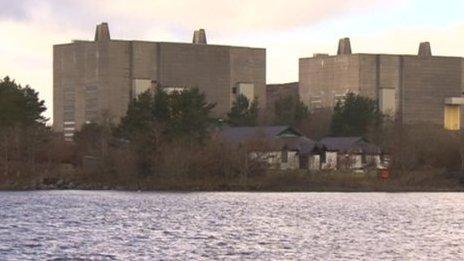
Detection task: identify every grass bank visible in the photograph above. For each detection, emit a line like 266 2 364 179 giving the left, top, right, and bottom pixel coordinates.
2 168 464 192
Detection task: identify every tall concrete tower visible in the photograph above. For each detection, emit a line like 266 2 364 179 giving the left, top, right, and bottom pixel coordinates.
192 29 207 44
418 42 432 57
337 37 352 55
95 22 111 41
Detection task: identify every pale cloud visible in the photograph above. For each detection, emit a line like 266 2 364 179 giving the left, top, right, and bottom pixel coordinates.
351 24 464 57
1 0 404 35
265 23 464 84
89 0 399 33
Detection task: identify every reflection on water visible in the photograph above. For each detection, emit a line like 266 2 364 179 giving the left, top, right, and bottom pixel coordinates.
0 191 463 260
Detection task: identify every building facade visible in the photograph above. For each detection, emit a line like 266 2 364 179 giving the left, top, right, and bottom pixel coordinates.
299 38 464 126
266 82 299 108
217 126 319 171
53 23 266 138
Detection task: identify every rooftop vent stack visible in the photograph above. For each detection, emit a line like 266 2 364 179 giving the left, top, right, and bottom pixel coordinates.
337 37 352 55
95 23 111 41
418 42 432 56
192 29 207 44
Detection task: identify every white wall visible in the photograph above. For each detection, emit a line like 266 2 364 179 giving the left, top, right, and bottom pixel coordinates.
379 88 396 116
280 151 299 170
237 83 255 101
132 79 152 98
249 151 299 170
321 152 337 170
309 155 321 171
365 155 382 169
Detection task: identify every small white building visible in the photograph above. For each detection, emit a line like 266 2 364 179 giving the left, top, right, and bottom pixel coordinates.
218 126 320 171
318 137 383 171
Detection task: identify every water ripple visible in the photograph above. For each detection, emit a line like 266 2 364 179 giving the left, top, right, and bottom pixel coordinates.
0 191 463 260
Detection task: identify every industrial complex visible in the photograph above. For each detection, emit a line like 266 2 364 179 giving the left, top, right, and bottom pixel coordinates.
53 23 266 138
53 23 464 138
299 38 464 128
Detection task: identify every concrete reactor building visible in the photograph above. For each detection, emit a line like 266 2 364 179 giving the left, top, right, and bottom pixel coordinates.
53 23 266 138
299 38 464 129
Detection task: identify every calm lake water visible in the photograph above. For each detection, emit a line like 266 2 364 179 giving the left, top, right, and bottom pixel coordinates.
0 191 463 260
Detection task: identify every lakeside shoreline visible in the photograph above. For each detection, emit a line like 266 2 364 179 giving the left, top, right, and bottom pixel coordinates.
2 188 464 193
2 170 464 192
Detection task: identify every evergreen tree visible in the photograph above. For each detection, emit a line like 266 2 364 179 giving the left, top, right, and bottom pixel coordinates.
117 88 215 142
227 94 259 126
0 76 47 127
274 96 309 126
167 88 216 141
0 76 49 175
152 88 170 122
330 92 382 137
117 91 155 139
116 88 215 176
74 122 107 156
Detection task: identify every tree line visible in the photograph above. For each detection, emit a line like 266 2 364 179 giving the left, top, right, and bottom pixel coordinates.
0 77 51 180
2 76 464 188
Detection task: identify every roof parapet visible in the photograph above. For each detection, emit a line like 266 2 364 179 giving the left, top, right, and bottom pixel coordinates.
418 42 432 57
337 37 352 55
192 29 207 44
313 53 329 58
95 22 111 41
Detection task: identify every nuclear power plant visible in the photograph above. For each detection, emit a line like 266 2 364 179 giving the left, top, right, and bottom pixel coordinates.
53 23 464 139
299 38 464 128
53 23 266 138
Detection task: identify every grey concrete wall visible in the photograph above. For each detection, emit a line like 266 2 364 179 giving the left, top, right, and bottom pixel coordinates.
157 43 265 116
229 47 266 110
53 40 132 132
157 43 231 116
52 46 64 132
102 41 131 122
131 41 159 83
299 55 360 108
266 82 299 108
462 58 464 92
378 55 401 115
54 38 266 132
401 56 462 125
53 41 99 132
358 55 380 99
298 52 464 126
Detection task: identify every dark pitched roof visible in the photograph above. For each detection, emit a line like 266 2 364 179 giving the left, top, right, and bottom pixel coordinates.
218 126 301 142
282 136 318 155
217 126 317 154
318 137 381 154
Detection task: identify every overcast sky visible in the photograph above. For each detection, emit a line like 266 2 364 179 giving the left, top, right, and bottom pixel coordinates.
1 0 464 122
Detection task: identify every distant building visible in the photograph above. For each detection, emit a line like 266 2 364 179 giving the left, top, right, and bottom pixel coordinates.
318 137 383 171
299 38 464 127
53 23 266 139
217 126 320 170
266 82 299 115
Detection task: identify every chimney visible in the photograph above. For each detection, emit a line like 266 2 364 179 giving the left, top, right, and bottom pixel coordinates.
95 22 111 41
192 29 207 44
418 42 432 57
337 37 352 55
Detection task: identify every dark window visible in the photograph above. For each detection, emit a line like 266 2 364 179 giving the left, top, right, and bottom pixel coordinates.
281 150 288 163
232 87 237 94
85 85 99 122
321 151 327 163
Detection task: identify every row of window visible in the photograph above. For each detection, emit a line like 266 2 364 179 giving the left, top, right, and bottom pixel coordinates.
62 85 99 139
